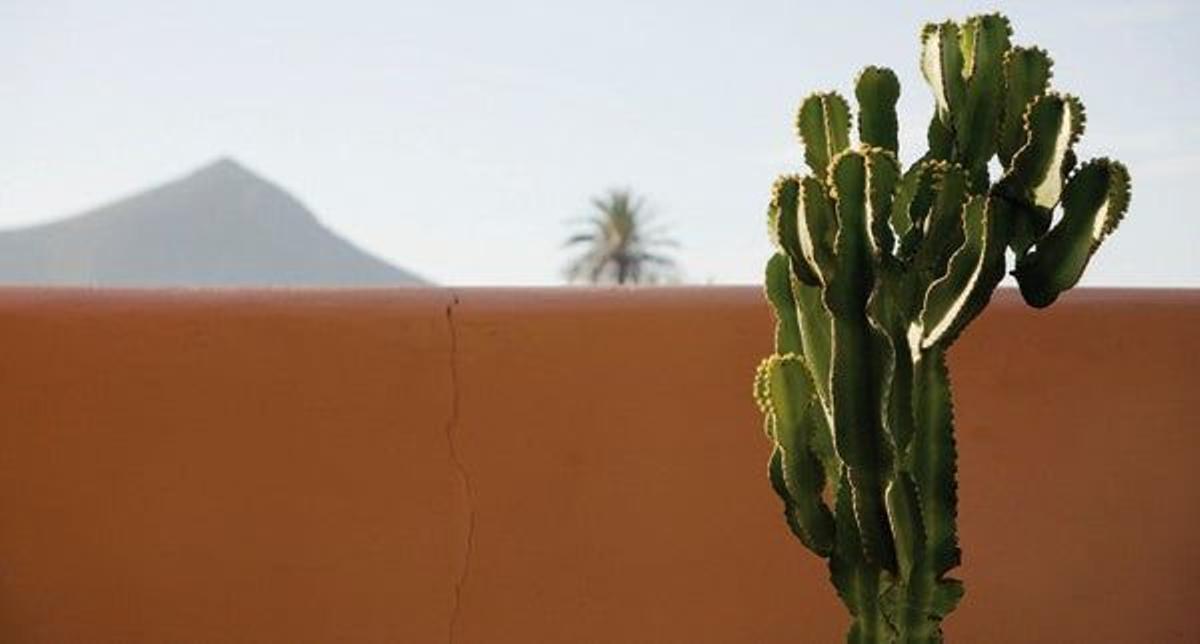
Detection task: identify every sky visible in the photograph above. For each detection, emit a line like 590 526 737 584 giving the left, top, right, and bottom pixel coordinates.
1 0 1196 286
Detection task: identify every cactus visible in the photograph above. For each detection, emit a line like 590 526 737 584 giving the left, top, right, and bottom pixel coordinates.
753 13 1129 642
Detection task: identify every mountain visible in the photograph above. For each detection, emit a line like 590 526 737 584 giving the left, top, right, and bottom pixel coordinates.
0 158 427 286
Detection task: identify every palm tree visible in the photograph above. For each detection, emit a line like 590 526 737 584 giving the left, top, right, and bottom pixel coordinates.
563 189 679 285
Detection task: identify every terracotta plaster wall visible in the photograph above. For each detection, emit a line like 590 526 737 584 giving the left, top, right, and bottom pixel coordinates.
0 287 1196 643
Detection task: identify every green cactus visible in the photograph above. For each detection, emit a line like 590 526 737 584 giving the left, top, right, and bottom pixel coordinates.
753 13 1129 642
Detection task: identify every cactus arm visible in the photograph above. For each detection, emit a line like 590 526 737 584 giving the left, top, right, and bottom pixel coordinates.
864 149 901 261
827 151 898 573
773 176 839 414
920 22 965 129
861 148 912 468
919 196 1010 348
765 235 842 511
856 67 901 155
763 386 811 551
769 446 832 559
954 14 1012 175
760 362 836 555
867 281 915 458
1014 93 1086 210
797 93 853 180
891 161 939 258
997 92 1086 256
770 175 824 286
788 177 841 414
910 163 969 298
764 252 804 353
765 355 837 556
766 447 802 536
799 176 841 282
794 278 835 413
999 47 1053 167
1014 159 1131 307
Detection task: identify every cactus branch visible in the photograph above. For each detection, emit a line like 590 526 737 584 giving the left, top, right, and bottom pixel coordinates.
1014 159 1131 307
856 67 902 155
999 47 1053 167
797 93 853 181
953 14 1011 175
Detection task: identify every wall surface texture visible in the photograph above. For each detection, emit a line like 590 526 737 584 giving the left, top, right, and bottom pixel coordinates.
0 287 1196 643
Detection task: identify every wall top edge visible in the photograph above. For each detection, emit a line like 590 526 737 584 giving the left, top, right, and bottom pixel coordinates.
0 285 1194 313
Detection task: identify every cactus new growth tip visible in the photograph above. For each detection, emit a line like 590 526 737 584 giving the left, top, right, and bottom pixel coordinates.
754 13 1130 642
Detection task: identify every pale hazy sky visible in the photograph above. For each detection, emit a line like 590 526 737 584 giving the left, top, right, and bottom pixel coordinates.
2 1 1196 286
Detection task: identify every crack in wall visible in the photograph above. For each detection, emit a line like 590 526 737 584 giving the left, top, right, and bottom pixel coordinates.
443 291 476 644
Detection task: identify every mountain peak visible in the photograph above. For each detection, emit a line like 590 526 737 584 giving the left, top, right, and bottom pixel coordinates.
0 160 427 287
195 155 250 175
184 156 274 190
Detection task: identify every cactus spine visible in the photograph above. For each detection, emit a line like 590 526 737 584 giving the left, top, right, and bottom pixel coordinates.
754 13 1130 642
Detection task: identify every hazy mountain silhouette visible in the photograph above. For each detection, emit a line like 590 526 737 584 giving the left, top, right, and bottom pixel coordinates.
0 158 426 286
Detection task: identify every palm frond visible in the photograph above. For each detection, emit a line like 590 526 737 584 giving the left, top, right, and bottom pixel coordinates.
562 189 681 285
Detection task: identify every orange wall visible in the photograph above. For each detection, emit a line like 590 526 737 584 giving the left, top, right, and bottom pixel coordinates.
0 287 1196 643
